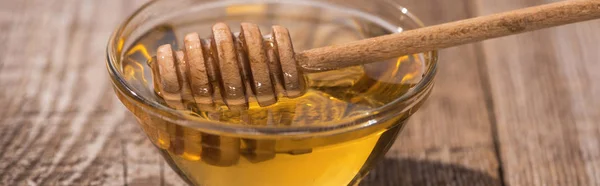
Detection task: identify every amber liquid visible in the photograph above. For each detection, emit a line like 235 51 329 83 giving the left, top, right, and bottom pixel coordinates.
116 2 427 186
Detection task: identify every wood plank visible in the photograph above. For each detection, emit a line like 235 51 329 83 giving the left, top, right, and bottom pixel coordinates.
474 0 600 185
0 0 185 185
0 0 126 184
361 0 502 185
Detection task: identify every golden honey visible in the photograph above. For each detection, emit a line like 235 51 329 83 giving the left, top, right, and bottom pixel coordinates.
114 3 430 185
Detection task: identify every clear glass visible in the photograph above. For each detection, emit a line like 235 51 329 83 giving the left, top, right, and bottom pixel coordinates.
106 0 437 185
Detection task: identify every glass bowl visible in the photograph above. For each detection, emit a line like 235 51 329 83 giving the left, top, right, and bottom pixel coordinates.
106 0 437 185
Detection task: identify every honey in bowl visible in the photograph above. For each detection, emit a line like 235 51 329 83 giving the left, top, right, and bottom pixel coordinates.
112 1 434 185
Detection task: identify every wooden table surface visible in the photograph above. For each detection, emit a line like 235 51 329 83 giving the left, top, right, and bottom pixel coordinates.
1 0 599 185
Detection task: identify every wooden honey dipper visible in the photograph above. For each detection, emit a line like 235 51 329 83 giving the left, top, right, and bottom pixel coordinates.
152 0 600 109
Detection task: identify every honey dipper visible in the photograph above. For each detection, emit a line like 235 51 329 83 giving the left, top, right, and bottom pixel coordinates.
152 0 600 109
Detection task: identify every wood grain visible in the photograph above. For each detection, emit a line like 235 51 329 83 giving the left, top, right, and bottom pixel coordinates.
475 0 600 185
0 0 126 184
361 0 502 185
0 0 182 185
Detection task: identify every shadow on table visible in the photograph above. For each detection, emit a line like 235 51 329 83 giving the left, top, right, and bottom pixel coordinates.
360 158 501 186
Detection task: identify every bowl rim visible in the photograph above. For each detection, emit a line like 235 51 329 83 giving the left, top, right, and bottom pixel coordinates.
106 0 438 137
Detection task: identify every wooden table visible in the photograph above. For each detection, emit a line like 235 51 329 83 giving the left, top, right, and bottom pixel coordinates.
1 0 599 185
